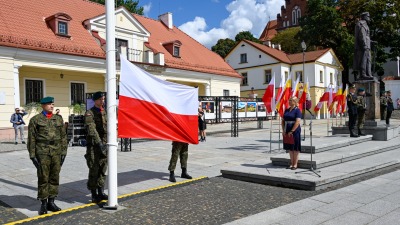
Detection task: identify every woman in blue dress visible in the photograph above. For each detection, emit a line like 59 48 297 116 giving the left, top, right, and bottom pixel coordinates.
281 96 302 170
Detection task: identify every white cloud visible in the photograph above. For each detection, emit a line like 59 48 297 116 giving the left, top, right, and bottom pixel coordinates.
142 2 152 17
178 0 282 48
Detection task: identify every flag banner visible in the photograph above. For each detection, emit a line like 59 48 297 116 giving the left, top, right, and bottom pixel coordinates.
118 57 199 144
262 74 275 113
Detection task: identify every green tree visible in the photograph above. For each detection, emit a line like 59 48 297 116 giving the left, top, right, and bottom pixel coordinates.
89 0 144 15
211 38 236 58
271 27 303 54
234 31 262 43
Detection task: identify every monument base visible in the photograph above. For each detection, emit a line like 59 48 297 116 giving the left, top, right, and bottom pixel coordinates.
332 121 399 141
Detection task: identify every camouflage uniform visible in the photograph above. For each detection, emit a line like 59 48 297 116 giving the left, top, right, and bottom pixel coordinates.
386 95 394 125
28 113 67 200
346 91 359 137
380 95 387 120
356 94 367 129
84 106 107 190
168 141 189 171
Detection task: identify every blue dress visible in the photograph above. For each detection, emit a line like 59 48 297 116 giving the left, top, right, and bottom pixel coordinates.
283 107 302 151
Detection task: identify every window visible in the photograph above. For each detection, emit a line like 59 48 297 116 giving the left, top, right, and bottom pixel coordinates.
285 71 289 81
292 10 297 25
330 73 333 84
173 46 180 57
297 9 301 20
292 6 300 25
223 89 230 96
58 21 68 35
264 69 272 83
295 71 303 82
71 83 85 105
320 71 324 83
242 72 248 86
25 80 43 104
240 53 247 63
116 38 128 60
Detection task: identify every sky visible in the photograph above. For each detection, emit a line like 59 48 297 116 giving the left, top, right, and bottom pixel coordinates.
138 0 283 49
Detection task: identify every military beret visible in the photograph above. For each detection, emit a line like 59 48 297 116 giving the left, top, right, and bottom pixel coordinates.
92 91 104 101
40 96 54 104
358 88 365 92
386 90 391 93
349 84 356 89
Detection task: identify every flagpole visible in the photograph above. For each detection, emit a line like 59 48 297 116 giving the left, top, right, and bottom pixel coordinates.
106 0 118 209
270 115 272 153
278 115 281 151
326 102 329 136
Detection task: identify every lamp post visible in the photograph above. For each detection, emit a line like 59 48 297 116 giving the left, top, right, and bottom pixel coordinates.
301 41 306 129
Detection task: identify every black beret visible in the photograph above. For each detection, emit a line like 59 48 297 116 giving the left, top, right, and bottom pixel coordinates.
92 91 104 101
40 96 54 104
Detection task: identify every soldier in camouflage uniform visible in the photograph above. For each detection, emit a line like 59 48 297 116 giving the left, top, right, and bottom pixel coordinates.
28 96 67 215
386 90 394 126
346 85 359 137
84 91 108 203
380 91 388 120
356 88 367 136
168 141 192 182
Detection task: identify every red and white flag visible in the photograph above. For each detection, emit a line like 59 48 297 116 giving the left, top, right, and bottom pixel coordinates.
262 74 275 113
314 85 332 112
118 57 199 144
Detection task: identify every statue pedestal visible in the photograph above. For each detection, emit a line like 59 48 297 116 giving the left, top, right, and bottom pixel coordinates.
354 78 380 120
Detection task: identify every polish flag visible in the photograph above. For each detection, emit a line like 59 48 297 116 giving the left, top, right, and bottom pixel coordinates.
298 76 309 111
262 74 275 113
276 73 292 117
118 57 199 144
292 75 301 97
314 85 331 112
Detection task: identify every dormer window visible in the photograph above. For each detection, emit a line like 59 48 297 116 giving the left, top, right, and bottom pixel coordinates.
45 13 72 37
162 40 182 58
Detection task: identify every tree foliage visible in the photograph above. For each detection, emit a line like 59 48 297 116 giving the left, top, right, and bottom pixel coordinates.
89 0 144 15
271 27 303 54
234 31 262 43
211 31 260 58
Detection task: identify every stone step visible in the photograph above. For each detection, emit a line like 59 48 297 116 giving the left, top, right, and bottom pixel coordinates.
271 136 400 169
221 148 400 191
332 125 399 141
301 134 372 154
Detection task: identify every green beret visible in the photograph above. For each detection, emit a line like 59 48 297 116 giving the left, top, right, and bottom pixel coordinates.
40 96 54 104
92 91 104 101
358 88 365 92
386 90 391 93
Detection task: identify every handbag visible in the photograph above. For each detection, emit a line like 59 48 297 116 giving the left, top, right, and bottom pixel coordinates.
283 134 294 145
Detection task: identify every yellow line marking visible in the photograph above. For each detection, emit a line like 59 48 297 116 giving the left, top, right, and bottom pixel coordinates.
5 176 208 225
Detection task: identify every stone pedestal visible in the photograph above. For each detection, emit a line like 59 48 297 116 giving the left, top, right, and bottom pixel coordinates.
354 79 380 120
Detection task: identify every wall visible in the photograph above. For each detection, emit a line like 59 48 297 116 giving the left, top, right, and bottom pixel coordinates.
0 57 16 137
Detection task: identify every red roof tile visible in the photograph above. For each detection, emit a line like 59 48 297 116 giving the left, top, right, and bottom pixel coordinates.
259 20 278 41
287 49 331 64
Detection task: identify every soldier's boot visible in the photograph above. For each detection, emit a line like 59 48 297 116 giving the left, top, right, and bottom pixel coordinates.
358 129 366 136
97 187 108 201
38 200 48 215
91 189 101 203
169 171 176 183
47 198 61 212
350 129 359 138
181 168 192 179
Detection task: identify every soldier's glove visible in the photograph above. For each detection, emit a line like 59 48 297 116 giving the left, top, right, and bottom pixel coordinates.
61 155 66 166
98 143 107 155
31 157 40 169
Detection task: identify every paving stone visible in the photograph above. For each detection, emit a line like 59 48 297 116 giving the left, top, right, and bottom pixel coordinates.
320 211 377 225
355 199 400 217
314 199 364 216
367 208 400 225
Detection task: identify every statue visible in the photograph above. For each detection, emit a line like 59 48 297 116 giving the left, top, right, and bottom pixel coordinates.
353 12 373 80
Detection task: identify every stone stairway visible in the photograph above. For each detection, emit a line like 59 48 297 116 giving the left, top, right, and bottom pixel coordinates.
221 134 400 190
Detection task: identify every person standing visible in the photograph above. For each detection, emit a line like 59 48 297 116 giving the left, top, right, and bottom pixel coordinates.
27 96 67 215
84 91 108 203
281 96 302 170
198 107 207 142
346 85 359 137
380 92 388 121
386 90 394 126
356 88 367 136
10 107 28 144
168 141 192 182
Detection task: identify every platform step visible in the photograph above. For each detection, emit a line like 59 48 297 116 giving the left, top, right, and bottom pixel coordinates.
301 134 372 153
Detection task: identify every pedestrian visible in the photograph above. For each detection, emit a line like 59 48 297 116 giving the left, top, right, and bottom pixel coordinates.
27 96 68 215
198 107 207 142
346 84 359 137
282 96 302 170
396 98 400 110
168 141 192 182
356 88 367 136
380 91 387 120
386 90 394 126
84 91 108 203
10 107 28 144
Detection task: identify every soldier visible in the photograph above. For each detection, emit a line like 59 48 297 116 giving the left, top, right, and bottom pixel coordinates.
28 96 67 215
380 91 388 120
386 90 394 126
356 88 367 136
168 141 192 182
84 91 108 203
346 84 359 137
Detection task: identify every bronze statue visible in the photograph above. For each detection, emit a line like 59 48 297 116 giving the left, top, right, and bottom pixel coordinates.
353 12 373 80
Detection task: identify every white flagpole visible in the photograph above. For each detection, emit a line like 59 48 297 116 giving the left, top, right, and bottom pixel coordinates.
106 0 118 208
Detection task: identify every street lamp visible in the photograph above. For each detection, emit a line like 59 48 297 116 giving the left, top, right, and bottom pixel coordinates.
301 40 307 132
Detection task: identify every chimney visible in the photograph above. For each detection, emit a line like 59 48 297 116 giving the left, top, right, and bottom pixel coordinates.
264 40 272 47
277 44 281 51
159 12 173 29
272 44 275 49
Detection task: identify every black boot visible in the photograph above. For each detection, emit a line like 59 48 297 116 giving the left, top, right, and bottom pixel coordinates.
203 136 206 142
169 171 176 182
181 168 192 179
47 198 61 212
350 129 359 138
91 189 101 203
39 199 47 215
358 129 366 136
97 187 108 201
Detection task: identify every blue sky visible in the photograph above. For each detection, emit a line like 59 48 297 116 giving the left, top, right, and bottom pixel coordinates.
139 0 283 48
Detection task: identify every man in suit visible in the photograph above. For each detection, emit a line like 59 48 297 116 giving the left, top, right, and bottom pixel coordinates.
10 107 28 144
